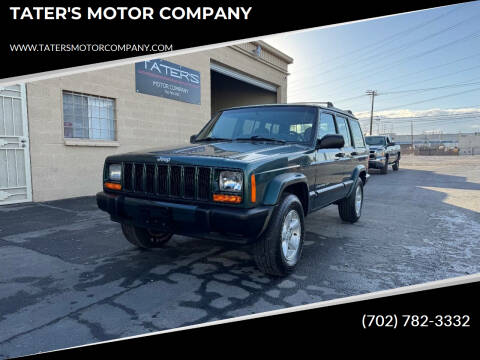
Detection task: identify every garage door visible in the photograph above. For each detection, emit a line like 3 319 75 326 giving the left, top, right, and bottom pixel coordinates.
211 63 278 92
0 84 32 205
210 63 278 115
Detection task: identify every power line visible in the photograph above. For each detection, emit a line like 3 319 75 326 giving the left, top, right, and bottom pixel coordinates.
379 80 480 95
288 29 480 96
331 51 480 104
376 87 480 111
288 3 469 83
377 64 480 93
334 78 480 104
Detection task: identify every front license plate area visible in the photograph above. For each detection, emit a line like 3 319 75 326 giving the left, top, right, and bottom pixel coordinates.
138 205 171 229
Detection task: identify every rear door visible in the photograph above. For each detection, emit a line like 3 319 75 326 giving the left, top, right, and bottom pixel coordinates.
347 117 369 169
313 112 344 209
334 115 355 189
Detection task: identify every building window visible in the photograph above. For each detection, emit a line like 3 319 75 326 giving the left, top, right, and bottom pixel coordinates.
63 91 116 140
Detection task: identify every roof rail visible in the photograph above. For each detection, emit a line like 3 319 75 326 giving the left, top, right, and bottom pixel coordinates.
291 101 334 108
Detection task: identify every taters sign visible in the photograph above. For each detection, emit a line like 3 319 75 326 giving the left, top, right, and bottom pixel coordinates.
135 59 201 104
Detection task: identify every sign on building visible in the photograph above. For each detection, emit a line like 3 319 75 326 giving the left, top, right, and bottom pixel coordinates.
135 59 201 104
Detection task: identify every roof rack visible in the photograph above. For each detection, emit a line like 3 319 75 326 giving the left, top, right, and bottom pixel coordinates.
289 102 357 117
291 101 334 108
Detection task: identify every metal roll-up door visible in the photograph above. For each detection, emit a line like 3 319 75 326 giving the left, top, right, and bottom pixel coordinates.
210 63 277 93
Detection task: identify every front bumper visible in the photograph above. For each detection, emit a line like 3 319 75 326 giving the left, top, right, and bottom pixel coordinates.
96 192 274 244
368 156 386 169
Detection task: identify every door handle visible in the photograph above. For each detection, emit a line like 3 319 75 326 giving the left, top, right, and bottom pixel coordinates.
335 152 345 158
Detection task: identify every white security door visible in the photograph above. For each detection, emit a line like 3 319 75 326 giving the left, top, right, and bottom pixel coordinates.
0 84 32 205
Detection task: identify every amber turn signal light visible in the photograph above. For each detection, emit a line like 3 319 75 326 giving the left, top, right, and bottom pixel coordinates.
213 193 242 203
104 182 122 190
251 174 256 203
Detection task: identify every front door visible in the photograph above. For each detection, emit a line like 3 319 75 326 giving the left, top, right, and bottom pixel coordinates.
0 84 32 205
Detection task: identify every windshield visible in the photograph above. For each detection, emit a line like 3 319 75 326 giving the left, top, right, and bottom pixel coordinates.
196 106 317 144
365 136 386 146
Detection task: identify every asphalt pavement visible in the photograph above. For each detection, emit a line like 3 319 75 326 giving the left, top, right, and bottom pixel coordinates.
0 155 479 358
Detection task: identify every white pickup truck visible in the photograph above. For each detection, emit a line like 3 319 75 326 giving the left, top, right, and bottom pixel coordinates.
365 135 401 174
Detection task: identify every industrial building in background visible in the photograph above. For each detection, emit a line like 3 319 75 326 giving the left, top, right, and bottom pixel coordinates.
0 41 293 205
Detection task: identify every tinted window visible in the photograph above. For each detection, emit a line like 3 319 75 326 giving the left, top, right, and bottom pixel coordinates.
365 136 386 146
317 113 336 139
335 116 352 146
348 118 365 148
196 106 317 144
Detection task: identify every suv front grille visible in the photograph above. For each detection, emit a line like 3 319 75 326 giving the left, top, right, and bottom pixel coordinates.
122 162 212 201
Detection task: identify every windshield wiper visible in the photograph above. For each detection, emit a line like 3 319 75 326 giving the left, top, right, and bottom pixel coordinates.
235 136 286 144
195 137 232 142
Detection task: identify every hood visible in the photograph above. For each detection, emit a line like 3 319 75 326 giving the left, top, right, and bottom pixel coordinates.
112 141 308 163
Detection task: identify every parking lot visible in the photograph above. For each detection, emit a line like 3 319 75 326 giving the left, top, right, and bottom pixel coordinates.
1 155 479 358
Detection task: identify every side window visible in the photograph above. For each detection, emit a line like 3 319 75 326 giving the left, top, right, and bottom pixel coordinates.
348 118 366 148
335 116 352 147
318 113 336 139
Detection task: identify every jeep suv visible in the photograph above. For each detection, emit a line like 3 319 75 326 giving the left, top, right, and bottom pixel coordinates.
97 103 369 276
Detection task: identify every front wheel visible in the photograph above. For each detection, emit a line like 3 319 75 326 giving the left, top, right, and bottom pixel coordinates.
253 193 305 276
121 224 173 249
338 181 364 223
381 156 388 174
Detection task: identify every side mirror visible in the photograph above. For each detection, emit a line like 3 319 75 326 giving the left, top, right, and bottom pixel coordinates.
190 134 197 143
316 134 344 149
388 141 395 146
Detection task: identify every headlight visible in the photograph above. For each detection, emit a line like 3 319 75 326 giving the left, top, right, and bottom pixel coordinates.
108 164 122 181
375 149 384 156
219 171 243 192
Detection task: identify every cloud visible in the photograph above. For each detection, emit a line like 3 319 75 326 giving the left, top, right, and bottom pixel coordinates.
355 107 480 120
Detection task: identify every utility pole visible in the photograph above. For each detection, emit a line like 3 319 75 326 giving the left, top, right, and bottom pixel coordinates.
411 120 414 156
366 90 377 135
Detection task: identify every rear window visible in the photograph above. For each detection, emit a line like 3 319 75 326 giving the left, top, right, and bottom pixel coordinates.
335 116 352 147
348 118 366 148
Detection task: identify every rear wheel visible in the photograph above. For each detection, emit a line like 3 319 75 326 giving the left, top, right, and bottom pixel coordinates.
392 159 399 171
121 224 173 249
338 181 364 223
253 193 305 276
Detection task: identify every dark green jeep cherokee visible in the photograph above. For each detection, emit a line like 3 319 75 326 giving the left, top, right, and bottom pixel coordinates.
97 103 369 276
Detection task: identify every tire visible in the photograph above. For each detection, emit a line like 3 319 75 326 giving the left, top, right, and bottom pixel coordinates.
338 180 364 223
253 193 305 276
381 156 388 174
121 224 173 249
392 159 399 171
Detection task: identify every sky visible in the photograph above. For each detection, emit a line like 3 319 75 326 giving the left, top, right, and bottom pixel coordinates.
266 1 480 135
